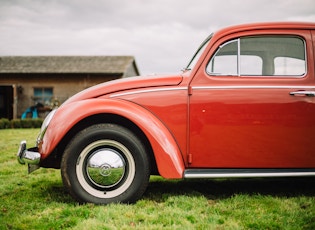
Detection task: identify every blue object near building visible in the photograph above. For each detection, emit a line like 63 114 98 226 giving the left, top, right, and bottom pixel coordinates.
21 103 43 119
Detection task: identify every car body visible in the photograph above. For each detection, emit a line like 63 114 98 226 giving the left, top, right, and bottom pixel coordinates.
17 22 315 204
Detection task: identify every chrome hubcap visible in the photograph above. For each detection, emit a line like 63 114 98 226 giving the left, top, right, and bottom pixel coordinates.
76 139 135 198
87 148 126 188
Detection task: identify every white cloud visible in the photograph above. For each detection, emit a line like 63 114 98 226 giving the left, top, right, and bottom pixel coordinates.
0 0 314 74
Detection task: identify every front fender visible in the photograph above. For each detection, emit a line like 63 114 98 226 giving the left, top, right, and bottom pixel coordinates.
41 98 185 178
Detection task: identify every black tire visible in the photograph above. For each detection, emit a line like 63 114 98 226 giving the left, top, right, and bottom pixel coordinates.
61 123 150 204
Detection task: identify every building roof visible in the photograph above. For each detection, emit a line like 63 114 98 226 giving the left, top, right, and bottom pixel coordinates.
0 56 139 75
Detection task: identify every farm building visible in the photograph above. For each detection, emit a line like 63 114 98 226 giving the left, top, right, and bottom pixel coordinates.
0 56 139 119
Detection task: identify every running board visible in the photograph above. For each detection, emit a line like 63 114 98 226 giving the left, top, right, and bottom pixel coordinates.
184 169 315 178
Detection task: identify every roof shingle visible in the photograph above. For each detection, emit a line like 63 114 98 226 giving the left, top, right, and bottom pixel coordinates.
0 56 138 74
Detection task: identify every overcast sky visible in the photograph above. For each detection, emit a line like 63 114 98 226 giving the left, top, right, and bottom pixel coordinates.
1 0 314 75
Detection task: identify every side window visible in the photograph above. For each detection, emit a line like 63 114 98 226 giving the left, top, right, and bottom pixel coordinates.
207 36 306 77
274 57 305 75
240 55 262 75
208 39 238 75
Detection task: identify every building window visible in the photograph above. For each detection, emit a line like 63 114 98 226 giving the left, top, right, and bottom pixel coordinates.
33 87 53 105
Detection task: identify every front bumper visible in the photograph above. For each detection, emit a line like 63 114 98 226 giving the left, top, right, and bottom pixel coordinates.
17 140 41 173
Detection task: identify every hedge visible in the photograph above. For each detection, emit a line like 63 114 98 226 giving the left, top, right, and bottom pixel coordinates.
0 118 43 129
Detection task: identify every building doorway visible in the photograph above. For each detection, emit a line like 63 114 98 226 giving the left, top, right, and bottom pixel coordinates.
0 86 13 119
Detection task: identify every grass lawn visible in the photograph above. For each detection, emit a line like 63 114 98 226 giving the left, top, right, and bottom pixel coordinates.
1 129 315 229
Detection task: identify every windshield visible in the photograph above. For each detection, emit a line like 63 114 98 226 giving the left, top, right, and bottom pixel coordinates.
185 34 212 70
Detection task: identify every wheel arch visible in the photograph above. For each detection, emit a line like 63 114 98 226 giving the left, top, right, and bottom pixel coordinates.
40 99 185 178
42 113 158 174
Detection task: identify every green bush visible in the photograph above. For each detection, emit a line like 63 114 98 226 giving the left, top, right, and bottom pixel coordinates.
21 119 33 128
0 118 10 129
10 119 22 129
0 118 43 129
31 118 43 128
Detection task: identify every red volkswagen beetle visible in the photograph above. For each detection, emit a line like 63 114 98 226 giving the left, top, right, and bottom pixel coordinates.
17 22 315 204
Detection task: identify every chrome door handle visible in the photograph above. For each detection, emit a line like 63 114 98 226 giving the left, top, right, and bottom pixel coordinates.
289 91 315 97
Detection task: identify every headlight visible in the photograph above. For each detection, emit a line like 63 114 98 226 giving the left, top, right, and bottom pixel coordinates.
36 109 57 145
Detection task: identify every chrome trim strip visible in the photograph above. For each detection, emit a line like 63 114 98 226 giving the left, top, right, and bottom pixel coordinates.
184 172 315 178
110 87 187 98
192 85 315 90
110 85 315 97
237 38 240 76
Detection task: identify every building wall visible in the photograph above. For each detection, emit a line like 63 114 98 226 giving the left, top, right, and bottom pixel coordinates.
0 73 120 119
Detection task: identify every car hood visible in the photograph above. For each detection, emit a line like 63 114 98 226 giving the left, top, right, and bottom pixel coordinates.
62 73 183 106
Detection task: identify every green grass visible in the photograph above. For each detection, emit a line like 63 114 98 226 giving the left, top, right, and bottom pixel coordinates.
1 129 315 229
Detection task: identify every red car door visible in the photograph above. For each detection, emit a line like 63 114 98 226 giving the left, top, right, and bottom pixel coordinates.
189 30 315 168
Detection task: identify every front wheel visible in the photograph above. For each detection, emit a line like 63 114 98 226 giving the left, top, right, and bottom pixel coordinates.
61 123 150 204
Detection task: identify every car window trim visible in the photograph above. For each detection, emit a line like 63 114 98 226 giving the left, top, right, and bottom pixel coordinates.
206 35 308 78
